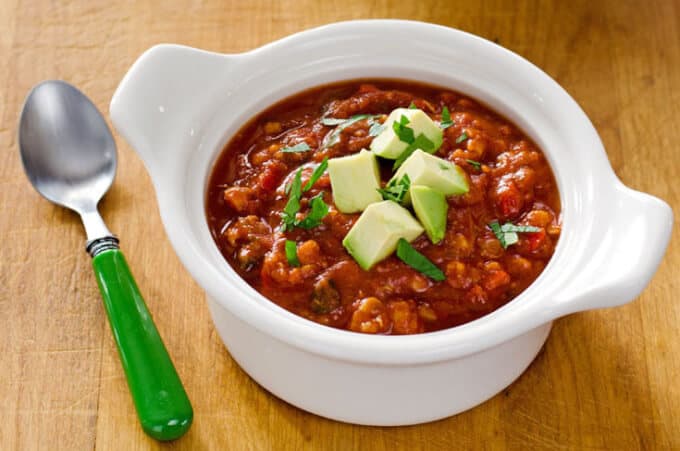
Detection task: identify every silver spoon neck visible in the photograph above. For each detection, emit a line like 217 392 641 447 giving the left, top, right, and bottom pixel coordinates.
79 208 115 245
81 208 119 257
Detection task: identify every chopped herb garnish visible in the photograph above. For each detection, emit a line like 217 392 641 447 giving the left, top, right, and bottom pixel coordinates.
455 132 468 144
439 163 450 171
392 115 415 143
488 220 541 249
377 174 411 204
303 157 328 191
488 220 503 239
280 142 311 153
368 121 385 137
466 159 482 170
281 170 303 230
501 223 542 233
396 238 445 281
285 240 300 267
284 167 301 195
393 133 435 169
321 114 379 149
296 193 329 229
408 101 417 109
390 115 436 169
281 159 330 231
322 114 379 126
320 117 349 126
440 106 453 129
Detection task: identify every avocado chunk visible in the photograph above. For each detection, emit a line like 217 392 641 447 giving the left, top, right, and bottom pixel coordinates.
410 185 448 244
328 149 382 213
391 149 469 204
370 108 443 159
342 200 424 270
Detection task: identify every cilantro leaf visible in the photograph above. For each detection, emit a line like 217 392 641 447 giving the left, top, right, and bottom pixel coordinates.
280 142 311 153
500 223 541 233
466 159 482 170
296 193 329 229
281 159 330 232
393 133 435 169
321 117 349 126
455 132 468 144
440 106 453 129
391 114 438 168
396 238 445 281
321 114 378 149
303 157 328 192
413 133 435 153
285 240 300 267
281 169 303 230
368 121 385 137
489 220 541 249
489 221 505 247
392 115 415 143
282 190 300 222
377 174 411 204
504 231 519 247
408 101 417 109
284 167 302 195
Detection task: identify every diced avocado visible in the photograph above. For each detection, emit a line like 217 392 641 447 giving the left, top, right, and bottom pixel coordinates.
343 200 424 270
410 185 448 244
391 149 469 203
328 149 382 213
370 108 443 159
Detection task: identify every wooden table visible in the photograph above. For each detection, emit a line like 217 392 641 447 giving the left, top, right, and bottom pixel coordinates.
1 1 678 449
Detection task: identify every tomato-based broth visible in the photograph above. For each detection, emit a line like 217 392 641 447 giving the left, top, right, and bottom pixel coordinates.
206 80 561 335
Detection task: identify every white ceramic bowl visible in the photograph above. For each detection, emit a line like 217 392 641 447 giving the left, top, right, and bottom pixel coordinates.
110 20 673 426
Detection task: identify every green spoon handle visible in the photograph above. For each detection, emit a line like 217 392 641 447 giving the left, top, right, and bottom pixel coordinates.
92 248 193 441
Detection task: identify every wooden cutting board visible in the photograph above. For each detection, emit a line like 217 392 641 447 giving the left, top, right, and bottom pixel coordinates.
1 1 678 449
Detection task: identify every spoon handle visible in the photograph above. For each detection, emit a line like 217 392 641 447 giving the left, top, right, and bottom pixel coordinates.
91 248 193 441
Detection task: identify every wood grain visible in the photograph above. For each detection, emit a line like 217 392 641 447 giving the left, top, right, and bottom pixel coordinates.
1 1 678 449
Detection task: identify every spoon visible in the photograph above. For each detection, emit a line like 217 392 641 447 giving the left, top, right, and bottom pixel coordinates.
18 80 193 441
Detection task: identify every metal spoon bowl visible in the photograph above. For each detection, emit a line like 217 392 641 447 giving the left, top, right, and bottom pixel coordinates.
20 80 116 243
19 80 192 441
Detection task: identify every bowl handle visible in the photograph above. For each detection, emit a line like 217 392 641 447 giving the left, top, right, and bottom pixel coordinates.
109 44 234 178
554 181 673 316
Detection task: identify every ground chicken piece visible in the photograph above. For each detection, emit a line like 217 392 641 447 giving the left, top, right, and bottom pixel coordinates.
388 300 424 335
446 260 473 290
223 187 258 214
261 239 322 287
223 216 273 270
297 240 322 266
348 297 391 334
